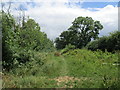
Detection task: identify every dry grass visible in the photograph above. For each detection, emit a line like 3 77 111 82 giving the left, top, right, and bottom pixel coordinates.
50 76 81 88
54 52 61 56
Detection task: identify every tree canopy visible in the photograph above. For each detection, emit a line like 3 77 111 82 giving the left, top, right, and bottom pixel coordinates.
55 16 103 49
86 31 120 52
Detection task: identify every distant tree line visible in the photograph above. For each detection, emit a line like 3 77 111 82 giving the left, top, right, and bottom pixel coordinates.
55 16 120 52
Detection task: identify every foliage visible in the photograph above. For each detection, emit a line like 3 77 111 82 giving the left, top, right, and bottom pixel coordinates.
61 44 75 54
1 9 118 88
3 49 118 88
86 31 120 52
2 11 16 70
2 11 55 70
108 31 120 51
101 75 119 88
55 16 103 49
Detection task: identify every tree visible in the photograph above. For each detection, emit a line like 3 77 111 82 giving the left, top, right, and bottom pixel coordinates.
2 11 16 70
2 11 55 70
86 31 120 52
19 18 54 51
55 16 103 49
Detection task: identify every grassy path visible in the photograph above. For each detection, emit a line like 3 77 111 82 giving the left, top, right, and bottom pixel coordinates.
59 56 68 76
51 56 81 88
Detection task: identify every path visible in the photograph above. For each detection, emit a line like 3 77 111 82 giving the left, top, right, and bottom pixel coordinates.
51 56 80 88
59 56 68 76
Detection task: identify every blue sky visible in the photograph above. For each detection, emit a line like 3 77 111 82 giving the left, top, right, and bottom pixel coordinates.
2 0 118 40
65 2 118 8
81 2 118 8
64 2 118 11
6 1 119 11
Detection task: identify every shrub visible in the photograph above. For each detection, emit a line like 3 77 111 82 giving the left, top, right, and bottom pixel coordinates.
86 40 98 51
2 12 55 71
86 31 120 52
61 44 75 54
101 75 119 88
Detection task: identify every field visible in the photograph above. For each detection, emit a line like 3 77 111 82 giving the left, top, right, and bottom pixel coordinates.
2 49 119 88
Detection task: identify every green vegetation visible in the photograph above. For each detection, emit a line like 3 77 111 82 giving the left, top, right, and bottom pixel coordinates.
1 10 119 88
2 49 119 88
2 11 55 71
55 16 103 49
86 31 120 52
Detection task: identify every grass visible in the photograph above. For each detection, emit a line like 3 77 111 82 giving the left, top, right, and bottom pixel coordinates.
2 49 119 88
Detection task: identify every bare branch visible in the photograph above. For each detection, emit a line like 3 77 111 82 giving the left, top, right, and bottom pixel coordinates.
7 1 12 14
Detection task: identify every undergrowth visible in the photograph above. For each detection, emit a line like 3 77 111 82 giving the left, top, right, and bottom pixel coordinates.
2 49 119 88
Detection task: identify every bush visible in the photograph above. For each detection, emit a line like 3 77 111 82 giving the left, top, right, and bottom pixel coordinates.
86 31 120 52
61 44 75 54
2 12 55 71
108 31 120 51
101 75 119 88
86 40 98 51
10 51 47 76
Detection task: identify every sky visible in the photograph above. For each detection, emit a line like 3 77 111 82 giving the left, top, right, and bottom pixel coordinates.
1 0 119 40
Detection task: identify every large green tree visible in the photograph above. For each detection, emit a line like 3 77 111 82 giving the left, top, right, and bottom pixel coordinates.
55 16 103 49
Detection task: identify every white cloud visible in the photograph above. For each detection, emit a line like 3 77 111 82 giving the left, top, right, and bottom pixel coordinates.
5 1 118 40
1 0 119 2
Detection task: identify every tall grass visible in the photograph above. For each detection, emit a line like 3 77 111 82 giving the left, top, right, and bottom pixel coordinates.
2 49 119 88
